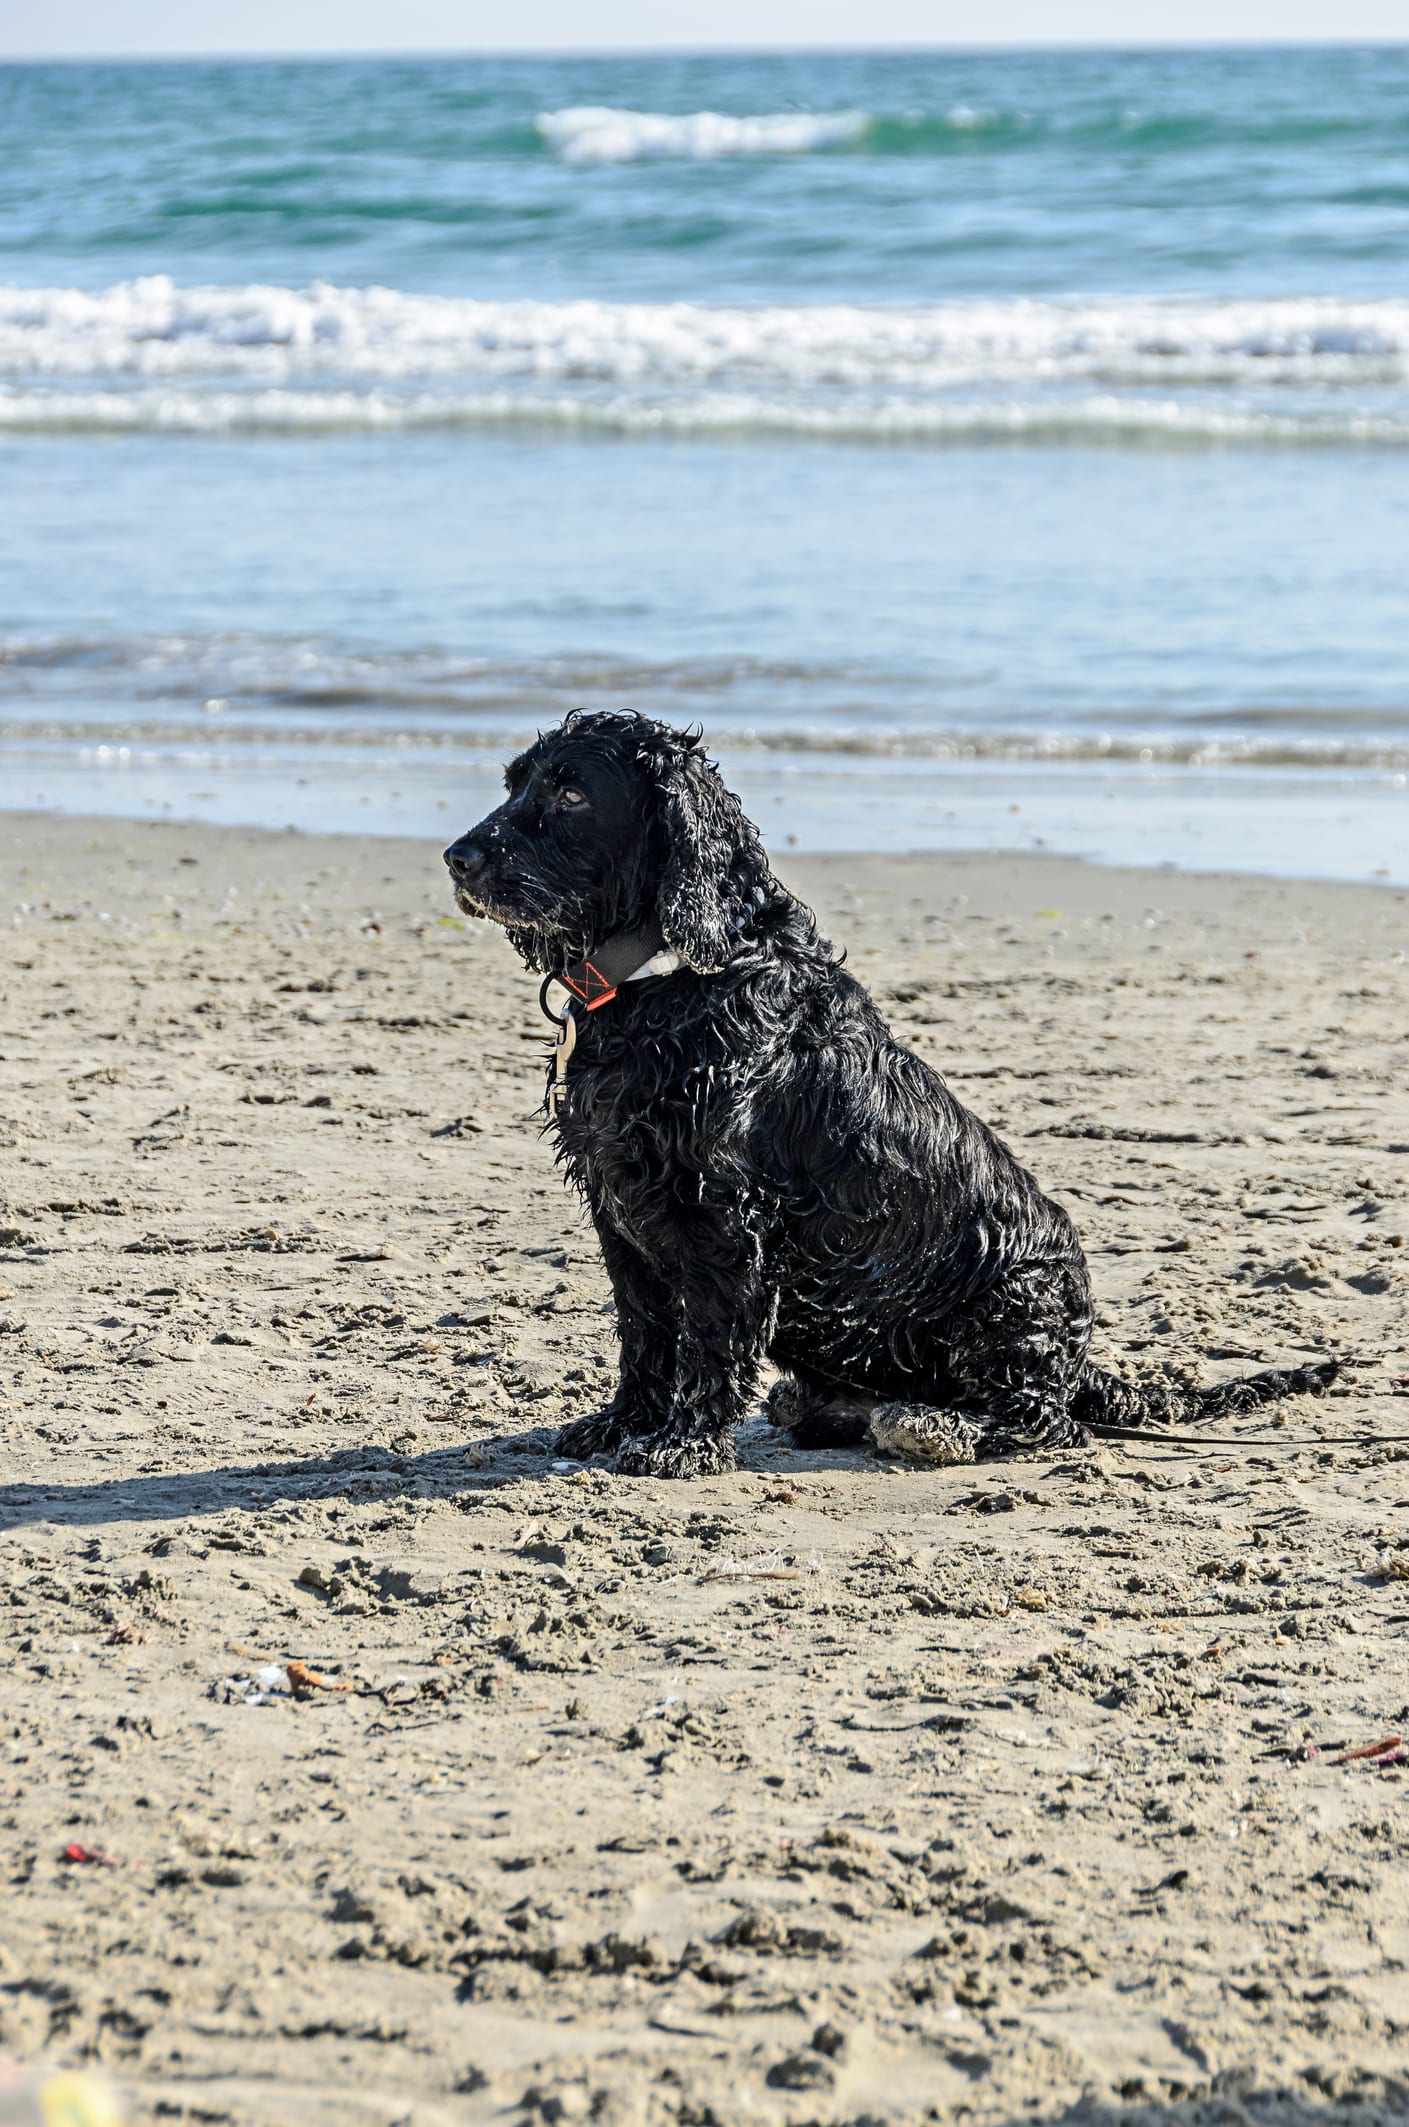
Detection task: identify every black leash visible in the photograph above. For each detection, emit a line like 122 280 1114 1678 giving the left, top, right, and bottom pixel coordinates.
1088 1422 1409 1450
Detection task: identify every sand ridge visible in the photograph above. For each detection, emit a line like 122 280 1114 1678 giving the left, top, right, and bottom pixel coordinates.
1 816 1407 2127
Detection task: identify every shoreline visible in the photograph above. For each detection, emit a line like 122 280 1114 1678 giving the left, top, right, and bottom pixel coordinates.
5 807 1409 933
2 812 1407 2124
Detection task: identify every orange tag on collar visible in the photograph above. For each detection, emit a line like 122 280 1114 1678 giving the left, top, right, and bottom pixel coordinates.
562 958 618 1010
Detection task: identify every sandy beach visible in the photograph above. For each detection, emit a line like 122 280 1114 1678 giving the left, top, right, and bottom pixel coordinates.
2 811 1408 2127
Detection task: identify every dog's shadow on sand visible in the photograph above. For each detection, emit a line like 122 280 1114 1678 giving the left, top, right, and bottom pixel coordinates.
0 1417 869 1532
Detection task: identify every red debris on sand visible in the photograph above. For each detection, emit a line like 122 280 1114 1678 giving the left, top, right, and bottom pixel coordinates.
286 1659 353 1695
1332 1734 1402 1765
61 1843 118 1867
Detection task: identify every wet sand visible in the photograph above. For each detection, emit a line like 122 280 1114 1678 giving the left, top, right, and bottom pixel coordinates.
2 813 1407 2127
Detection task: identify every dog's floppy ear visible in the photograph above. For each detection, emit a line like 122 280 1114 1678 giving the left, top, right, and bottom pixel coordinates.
650 733 772 973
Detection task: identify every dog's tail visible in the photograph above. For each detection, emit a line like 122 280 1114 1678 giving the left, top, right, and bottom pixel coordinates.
1072 1356 1339 1436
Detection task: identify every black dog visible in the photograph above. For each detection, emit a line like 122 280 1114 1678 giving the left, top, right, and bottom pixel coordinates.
445 712 1335 1477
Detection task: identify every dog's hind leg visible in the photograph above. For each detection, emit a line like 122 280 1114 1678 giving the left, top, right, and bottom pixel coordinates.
874 1258 1094 1465
767 1374 878 1449
869 1402 982 1465
771 1374 979 1462
954 1257 1093 1458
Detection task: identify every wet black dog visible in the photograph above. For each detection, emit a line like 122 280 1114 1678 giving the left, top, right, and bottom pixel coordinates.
444 711 1335 1477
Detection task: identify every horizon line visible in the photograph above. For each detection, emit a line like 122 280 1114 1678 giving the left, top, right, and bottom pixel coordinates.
6 35 1409 64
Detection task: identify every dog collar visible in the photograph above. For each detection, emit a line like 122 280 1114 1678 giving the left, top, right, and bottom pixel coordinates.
538 918 681 1123
555 916 682 1012
537 918 682 1117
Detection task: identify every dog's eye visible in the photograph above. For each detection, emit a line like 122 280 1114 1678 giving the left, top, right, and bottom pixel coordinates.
559 787 587 809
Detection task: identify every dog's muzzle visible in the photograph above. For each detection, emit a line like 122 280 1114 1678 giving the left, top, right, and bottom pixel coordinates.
444 835 503 916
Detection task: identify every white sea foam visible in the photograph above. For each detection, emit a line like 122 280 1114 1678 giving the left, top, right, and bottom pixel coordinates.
4 280 1408 394
4 282 1409 445
535 105 868 162
4 384 1409 447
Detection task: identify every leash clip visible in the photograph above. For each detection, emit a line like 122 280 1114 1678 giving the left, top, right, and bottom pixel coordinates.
548 993 577 1117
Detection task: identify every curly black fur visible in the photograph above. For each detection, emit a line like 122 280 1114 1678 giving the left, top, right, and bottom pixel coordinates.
444 712 1337 1478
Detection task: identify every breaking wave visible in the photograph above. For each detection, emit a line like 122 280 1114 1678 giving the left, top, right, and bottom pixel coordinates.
3 386 1408 448
535 105 869 163
4 280 1409 447
5 281 1408 390
529 101 1390 164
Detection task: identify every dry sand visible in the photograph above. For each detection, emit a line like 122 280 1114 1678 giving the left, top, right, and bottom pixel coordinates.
2 813 1408 2127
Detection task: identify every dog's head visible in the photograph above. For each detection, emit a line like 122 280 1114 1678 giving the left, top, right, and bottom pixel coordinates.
444 711 775 973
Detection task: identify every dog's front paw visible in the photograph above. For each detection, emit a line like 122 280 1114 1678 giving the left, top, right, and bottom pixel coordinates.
613 1432 737 1479
555 1407 631 1461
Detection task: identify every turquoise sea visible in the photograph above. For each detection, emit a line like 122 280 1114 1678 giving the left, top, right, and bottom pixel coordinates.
2 48 1408 877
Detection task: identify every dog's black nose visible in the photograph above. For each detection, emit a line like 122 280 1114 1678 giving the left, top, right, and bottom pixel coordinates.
444 836 488 881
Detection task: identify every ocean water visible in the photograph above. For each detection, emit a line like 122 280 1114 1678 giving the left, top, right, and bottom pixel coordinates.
2 48 1408 879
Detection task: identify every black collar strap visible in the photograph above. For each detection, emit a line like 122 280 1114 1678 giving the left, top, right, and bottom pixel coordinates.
558 915 681 1011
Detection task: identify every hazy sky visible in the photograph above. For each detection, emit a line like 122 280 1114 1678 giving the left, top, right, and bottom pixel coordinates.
4 0 1408 60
